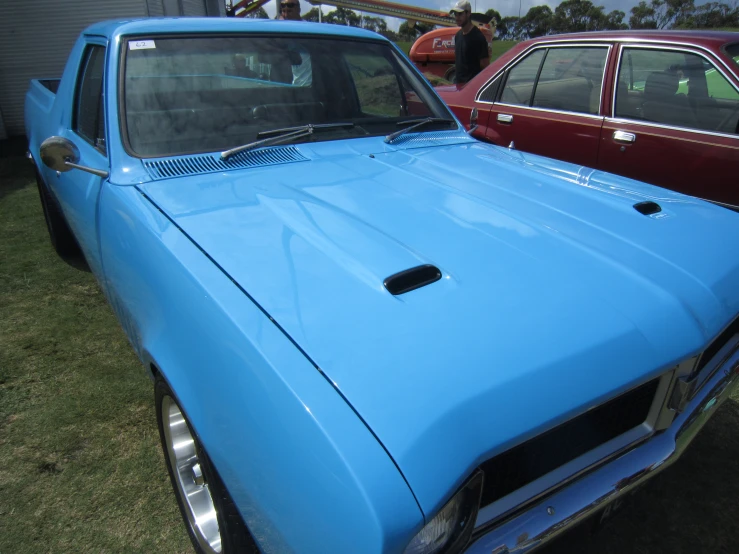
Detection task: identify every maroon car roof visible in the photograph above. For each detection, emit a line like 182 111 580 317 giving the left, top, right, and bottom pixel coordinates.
521 30 739 49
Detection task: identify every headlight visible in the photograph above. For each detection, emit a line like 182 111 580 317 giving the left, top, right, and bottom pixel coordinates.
404 471 483 554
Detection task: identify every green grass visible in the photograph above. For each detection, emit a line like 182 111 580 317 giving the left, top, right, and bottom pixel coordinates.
0 156 190 552
1 152 738 552
395 41 412 55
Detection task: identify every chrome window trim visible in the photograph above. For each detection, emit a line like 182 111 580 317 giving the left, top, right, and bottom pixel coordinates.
473 369 674 530
477 43 611 116
476 36 739 105
611 43 739 126
493 103 606 121
604 116 739 141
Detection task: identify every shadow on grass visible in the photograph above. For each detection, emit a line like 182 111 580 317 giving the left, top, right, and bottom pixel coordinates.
540 397 739 554
0 147 34 203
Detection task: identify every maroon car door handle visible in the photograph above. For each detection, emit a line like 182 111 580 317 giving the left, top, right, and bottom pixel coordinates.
497 113 513 124
613 130 636 144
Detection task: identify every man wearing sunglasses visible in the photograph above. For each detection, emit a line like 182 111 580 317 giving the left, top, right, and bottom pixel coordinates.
278 1 301 20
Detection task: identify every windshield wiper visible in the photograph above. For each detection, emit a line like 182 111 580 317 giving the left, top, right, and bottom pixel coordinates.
221 122 355 160
384 117 456 144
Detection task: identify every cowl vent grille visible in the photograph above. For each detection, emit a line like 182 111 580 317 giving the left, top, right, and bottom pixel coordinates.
143 146 308 180
391 131 474 148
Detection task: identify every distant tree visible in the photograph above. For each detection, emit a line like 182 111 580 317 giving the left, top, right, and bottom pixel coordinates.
519 5 553 38
361 16 388 33
325 7 361 27
629 1 658 28
551 0 614 33
498 16 522 40
244 6 269 19
691 2 739 28
651 0 697 29
302 7 321 22
605 10 628 29
398 20 434 40
485 8 502 26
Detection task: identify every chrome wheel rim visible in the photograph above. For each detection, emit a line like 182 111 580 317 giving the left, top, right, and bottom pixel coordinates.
162 395 222 554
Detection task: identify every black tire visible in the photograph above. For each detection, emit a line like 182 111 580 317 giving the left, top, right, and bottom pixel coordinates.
444 66 456 84
34 168 80 257
155 377 259 554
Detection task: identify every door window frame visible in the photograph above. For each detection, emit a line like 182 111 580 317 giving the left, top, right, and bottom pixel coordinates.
72 41 108 156
476 43 611 121
609 43 739 140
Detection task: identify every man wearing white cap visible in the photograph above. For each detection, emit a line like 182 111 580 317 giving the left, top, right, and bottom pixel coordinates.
450 0 489 85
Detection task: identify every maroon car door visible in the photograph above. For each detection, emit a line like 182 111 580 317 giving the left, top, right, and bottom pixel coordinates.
598 44 739 209
483 44 610 168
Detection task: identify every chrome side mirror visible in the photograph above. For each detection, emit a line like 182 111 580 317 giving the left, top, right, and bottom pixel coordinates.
40 136 109 178
467 107 479 135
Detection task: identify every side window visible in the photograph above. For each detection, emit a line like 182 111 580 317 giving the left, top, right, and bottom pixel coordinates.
478 74 502 103
616 47 739 134
500 49 545 106
343 52 433 118
532 47 608 115
74 45 106 153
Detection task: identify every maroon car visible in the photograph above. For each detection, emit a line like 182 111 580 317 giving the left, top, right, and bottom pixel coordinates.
437 30 739 210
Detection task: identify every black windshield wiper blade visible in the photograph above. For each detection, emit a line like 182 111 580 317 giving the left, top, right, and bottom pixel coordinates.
221 122 355 160
257 122 355 139
384 117 456 144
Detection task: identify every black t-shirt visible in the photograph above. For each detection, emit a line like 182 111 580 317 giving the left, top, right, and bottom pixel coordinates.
454 26 488 84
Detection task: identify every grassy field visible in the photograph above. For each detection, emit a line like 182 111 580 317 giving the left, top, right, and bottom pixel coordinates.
1 149 738 553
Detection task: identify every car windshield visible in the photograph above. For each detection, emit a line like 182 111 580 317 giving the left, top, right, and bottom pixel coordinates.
122 35 454 157
726 42 739 70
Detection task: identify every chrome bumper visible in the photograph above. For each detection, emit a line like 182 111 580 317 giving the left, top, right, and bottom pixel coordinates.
465 345 739 554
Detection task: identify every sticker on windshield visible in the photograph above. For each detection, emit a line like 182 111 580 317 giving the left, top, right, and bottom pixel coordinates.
130 40 156 50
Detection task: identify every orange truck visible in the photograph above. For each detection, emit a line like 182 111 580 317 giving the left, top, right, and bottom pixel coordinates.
409 24 494 83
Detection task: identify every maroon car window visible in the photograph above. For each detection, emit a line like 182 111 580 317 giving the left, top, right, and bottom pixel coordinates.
500 49 545 107
532 47 608 115
727 43 739 70
615 47 739 135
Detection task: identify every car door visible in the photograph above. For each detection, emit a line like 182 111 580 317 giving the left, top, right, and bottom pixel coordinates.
482 44 610 168
598 44 739 209
52 41 110 279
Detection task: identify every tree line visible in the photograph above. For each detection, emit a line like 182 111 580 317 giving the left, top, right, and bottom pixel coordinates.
237 0 738 42
489 0 739 41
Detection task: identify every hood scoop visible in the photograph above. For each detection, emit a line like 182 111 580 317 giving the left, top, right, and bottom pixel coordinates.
143 146 309 180
634 201 662 216
384 264 442 295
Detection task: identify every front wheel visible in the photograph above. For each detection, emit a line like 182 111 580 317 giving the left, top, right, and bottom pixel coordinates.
155 377 258 554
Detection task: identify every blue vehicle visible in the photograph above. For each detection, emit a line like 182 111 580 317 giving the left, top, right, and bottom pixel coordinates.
25 18 739 554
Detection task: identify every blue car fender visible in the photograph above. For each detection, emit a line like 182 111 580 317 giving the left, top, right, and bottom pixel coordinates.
97 183 424 553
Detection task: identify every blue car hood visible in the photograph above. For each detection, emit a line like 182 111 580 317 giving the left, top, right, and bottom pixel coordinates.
138 140 739 516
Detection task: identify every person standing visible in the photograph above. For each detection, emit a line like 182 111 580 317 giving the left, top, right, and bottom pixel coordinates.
276 1 313 86
449 0 489 85
278 0 301 20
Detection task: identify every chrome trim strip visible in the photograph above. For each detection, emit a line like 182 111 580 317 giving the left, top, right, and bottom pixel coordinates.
518 36 739 80
465 345 739 554
475 43 611 106
492 103 606 121
603 117 739 142
476 36 739 106
707 198 739 211
611 43 739 121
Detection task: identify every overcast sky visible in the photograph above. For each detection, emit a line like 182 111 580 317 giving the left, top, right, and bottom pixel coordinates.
259 0 711 30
